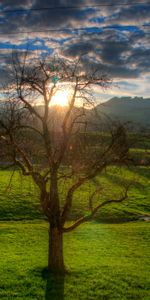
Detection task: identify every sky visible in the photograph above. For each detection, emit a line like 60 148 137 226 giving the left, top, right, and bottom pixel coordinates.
0 0 150 102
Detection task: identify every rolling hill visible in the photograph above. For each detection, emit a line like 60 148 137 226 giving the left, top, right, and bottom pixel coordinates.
96 97 150 129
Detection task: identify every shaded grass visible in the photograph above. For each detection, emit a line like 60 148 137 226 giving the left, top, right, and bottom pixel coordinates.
0 170 42 220
0 221 149 299
0 166 150 221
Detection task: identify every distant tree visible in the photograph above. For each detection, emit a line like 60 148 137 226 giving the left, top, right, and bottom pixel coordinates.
0 52 131 273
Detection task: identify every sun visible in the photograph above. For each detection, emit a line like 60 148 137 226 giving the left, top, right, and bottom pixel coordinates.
50 90 70 106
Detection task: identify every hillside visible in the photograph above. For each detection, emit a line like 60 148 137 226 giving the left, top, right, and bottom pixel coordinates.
96 97 150 129
1 96 150 131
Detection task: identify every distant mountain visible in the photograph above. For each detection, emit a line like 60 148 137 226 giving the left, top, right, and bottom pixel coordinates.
1 97 150 131
96 97 150 129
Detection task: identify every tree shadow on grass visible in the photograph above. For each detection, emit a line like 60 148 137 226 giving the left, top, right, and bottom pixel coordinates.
104 172 143 189
42 268 65 300
130 166 150 181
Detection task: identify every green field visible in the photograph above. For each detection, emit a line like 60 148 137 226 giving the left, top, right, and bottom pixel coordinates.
0 221 150 300
0 167 150 221
0 167 150 299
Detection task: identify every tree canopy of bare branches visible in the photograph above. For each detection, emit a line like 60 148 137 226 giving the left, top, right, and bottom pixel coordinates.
0 52 131 273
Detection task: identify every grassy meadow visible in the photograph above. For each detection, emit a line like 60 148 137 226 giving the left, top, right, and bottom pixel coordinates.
0 221 149 300
0 164 150 299
0 166 150 221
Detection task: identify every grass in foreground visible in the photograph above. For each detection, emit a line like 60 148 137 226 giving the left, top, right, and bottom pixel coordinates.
0 221 149 300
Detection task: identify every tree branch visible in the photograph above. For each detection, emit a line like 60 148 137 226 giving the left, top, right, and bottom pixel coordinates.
62 185 131 232
61 161 106 225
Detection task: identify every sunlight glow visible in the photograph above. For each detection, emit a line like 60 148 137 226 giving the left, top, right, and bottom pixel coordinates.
50 89 70 106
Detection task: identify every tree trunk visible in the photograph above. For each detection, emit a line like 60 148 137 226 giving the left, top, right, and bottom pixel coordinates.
48 225 65 274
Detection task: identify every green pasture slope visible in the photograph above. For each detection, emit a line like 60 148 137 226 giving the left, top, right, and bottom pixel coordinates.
0 166 150 221
0 167 150 299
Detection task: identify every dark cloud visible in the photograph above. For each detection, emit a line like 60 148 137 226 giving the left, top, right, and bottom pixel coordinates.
100 40 130 64
61 28 149 79
0 0 31 9
0 0 95 34
0 0 150 87
108 3 150 24
127 48 150 70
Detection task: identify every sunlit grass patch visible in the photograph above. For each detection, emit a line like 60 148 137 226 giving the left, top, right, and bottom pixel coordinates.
0 221 149 299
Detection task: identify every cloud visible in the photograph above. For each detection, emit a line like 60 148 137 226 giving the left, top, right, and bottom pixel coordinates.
0 0 150 98
60 28 149 80
0 0 95 34
107 3 150 25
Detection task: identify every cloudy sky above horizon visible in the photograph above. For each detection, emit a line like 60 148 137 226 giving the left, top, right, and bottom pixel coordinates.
0 0 150 101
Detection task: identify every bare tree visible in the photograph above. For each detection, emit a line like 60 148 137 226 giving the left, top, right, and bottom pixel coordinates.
0 52 131 273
